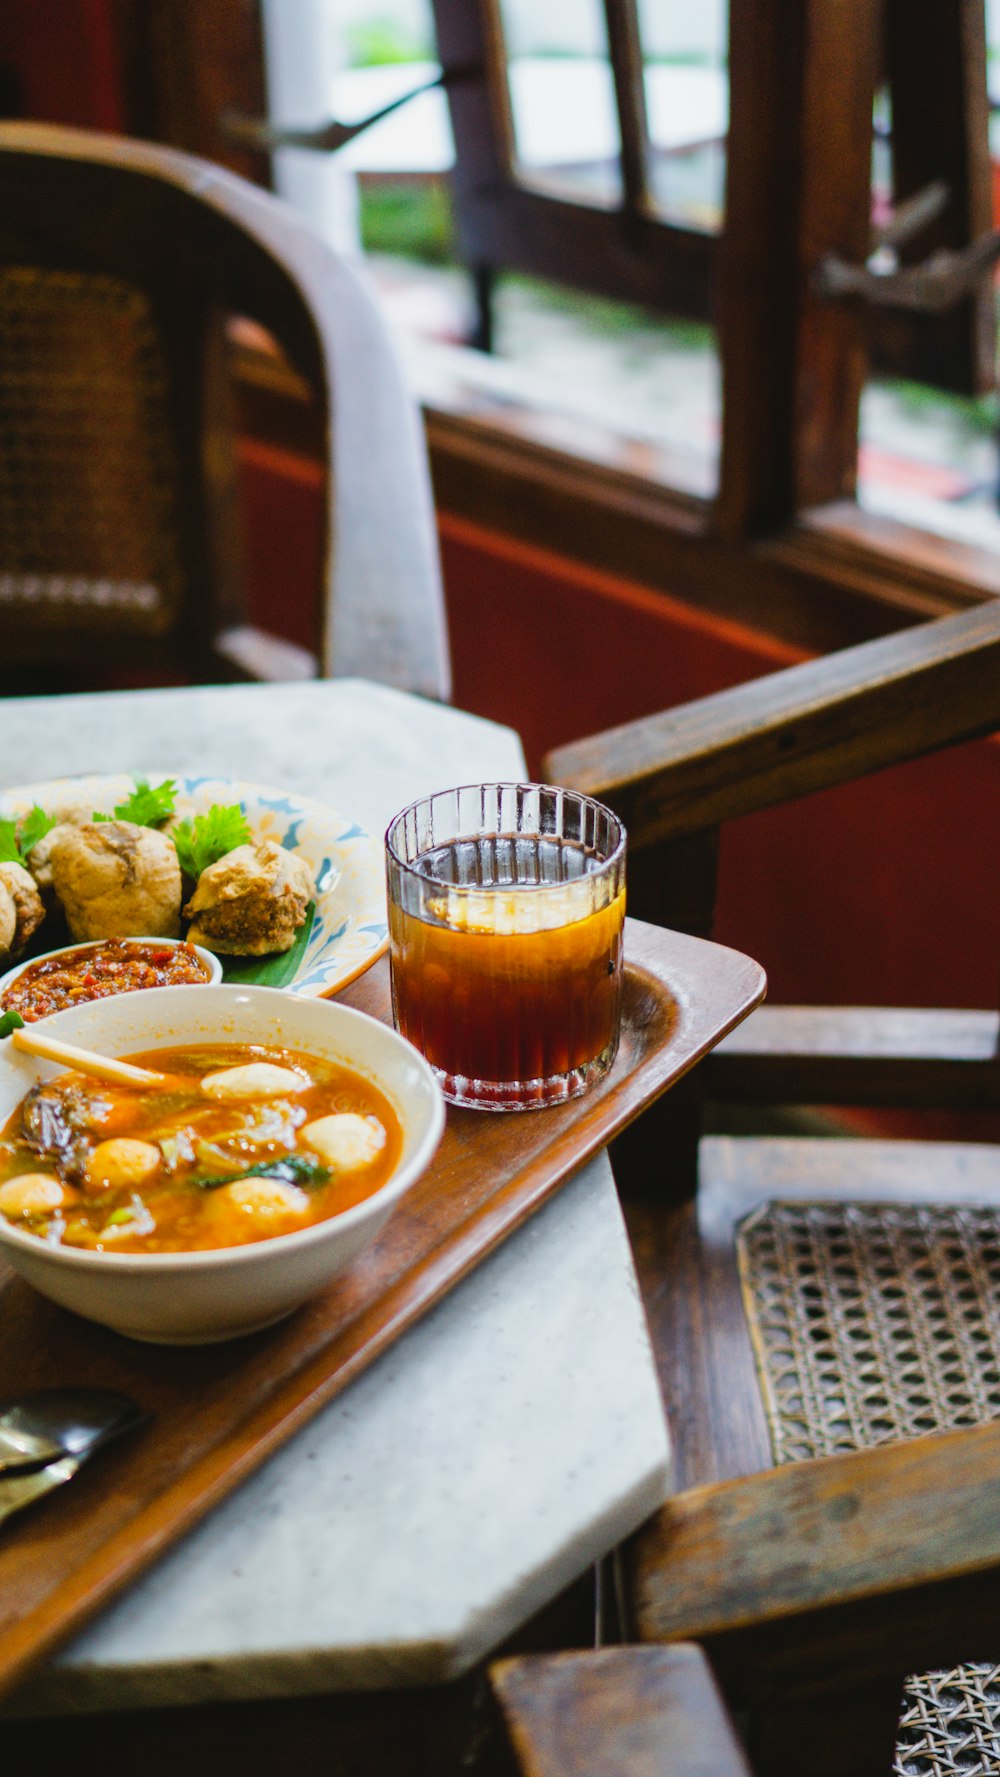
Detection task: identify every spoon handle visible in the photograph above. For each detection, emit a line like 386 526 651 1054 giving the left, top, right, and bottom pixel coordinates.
10 1027 167 1089
0 1456 80 1527
0 1430 63 1475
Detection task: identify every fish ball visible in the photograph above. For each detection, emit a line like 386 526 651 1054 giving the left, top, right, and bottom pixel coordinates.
301 1113 386 1171
213 1178 310 1221
0 1174 72 1218
86 1138 161 1191
201 1063 309 1101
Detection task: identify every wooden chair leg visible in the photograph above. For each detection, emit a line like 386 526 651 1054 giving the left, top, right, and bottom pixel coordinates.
490 1644 906 1777
490 1645 753 1777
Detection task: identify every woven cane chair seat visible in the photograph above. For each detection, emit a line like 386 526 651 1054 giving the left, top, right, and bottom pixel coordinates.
0 266 182 637
739 1199 1000 1777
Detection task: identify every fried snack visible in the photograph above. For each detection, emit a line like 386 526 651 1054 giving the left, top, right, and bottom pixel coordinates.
49 820 182 941
185 841 314 956
27 790 116 894
0 861 46 960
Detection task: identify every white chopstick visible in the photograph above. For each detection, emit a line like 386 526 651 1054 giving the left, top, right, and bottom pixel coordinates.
10 1026 170 1089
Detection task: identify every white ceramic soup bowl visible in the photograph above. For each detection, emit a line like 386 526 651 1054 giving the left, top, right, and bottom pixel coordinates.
0 985 445 1344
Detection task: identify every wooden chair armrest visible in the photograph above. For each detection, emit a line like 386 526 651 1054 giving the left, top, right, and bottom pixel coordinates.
492 1427 1000 1777
707 1005 1000 1108
633 1418 1000 1682
544 601 1000 847
490 1645 753 1777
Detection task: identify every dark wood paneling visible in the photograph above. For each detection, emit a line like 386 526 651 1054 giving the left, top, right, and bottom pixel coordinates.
110 0 269 182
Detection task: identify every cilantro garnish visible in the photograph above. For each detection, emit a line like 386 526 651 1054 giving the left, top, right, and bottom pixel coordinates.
193 1155 330 1192
0 1010 25 1039
17 806 57 856
173 804 251 878
93 776 177 828
0 805 56 866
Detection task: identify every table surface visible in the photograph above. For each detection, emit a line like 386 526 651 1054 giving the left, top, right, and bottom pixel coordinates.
0 678 671 1716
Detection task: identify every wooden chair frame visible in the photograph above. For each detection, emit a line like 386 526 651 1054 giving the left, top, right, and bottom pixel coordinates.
0 121 450 699
491 1411 1000 1776
536 601 1000 1776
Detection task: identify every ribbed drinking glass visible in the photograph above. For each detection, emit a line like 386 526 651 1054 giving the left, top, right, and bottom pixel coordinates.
385 783 626 1110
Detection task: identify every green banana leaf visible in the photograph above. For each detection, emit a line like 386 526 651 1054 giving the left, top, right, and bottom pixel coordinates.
218 902 316 989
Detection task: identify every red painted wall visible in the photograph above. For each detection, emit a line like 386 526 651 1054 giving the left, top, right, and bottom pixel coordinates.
238 441 324 656
0 0 122 131
437 514 806 771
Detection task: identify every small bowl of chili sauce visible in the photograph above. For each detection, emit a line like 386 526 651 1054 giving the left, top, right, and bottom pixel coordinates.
0 938 222 1022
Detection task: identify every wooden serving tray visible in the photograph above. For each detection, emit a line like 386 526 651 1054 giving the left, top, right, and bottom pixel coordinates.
0 918 764 1702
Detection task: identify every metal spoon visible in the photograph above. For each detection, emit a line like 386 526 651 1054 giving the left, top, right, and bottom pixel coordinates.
0 1388 146 1476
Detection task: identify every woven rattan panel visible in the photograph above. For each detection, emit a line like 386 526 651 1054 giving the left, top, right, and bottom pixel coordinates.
0 266 182 633
738 1200 1000 1777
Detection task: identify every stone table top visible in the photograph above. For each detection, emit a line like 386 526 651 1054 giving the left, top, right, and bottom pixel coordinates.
0 679 671 1715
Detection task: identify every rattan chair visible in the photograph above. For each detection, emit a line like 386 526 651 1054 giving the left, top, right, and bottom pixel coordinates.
540 599 1000 1777
0 122 450 699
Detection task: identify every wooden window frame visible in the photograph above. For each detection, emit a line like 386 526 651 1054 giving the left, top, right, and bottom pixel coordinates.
433 0 994 507
106 0 1000 666
431 0 717 319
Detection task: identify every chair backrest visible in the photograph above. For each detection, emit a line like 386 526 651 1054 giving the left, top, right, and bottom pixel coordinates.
0 121 450 700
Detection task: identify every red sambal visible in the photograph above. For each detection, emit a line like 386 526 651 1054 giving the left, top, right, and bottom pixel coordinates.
1 940 214 1022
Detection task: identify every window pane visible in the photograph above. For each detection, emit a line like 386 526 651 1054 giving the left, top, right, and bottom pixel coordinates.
485 279 720 497
496 0 624 206
331 0 451 180
636 0 728 229
990 0 1000 156
860 56 1000 551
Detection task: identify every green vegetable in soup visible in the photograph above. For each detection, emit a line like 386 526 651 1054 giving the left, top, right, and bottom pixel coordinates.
193 1154 331 1192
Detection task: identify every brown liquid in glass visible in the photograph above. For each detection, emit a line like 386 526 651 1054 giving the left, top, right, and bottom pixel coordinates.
389 836 625 1086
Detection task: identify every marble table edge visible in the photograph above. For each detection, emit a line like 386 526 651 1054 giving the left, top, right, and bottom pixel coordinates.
3 1447 672 1717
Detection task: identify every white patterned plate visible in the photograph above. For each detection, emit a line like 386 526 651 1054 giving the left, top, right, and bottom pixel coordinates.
0 773 388 999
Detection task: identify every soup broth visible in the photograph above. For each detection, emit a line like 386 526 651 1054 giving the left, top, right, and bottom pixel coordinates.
0 1042 403 1253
